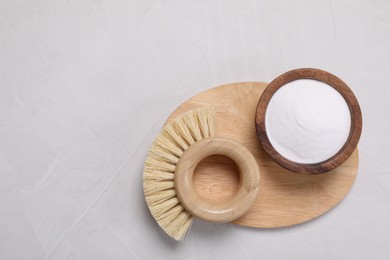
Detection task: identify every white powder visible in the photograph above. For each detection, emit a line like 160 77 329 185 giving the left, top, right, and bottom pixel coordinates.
265 79 351 164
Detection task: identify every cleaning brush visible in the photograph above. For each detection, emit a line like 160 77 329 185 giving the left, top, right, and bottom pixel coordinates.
143 107 260 240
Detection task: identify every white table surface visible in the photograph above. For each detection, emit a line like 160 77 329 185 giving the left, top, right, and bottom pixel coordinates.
1 1 390 259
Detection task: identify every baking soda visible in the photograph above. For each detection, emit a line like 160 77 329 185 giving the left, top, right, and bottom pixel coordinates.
265 79 351 164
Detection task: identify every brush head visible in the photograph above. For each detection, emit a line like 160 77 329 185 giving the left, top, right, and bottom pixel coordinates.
143 107 216 241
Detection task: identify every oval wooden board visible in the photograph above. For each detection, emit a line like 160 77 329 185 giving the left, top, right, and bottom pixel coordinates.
166 82 359 228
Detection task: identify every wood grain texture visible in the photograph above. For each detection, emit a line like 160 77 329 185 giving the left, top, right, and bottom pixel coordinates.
255 68 362 174
175 137 260 223
166 82 359 228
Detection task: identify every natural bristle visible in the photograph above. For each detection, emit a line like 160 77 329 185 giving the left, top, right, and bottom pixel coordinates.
143 107 215 240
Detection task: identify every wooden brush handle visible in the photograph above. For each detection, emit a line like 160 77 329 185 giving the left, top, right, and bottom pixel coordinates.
174 137 260 223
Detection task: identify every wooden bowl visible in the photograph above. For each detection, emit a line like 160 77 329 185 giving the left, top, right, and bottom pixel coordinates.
255 68 362 174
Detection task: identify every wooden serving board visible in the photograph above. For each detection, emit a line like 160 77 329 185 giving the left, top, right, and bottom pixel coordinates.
166 82 359 228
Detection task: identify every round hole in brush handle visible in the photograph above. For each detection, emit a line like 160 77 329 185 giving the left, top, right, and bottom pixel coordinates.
174 137 260 223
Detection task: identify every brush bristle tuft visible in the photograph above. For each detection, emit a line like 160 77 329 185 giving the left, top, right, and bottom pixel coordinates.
143 107 215 240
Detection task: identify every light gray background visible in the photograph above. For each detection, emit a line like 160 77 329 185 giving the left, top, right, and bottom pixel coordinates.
1 0 389 259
